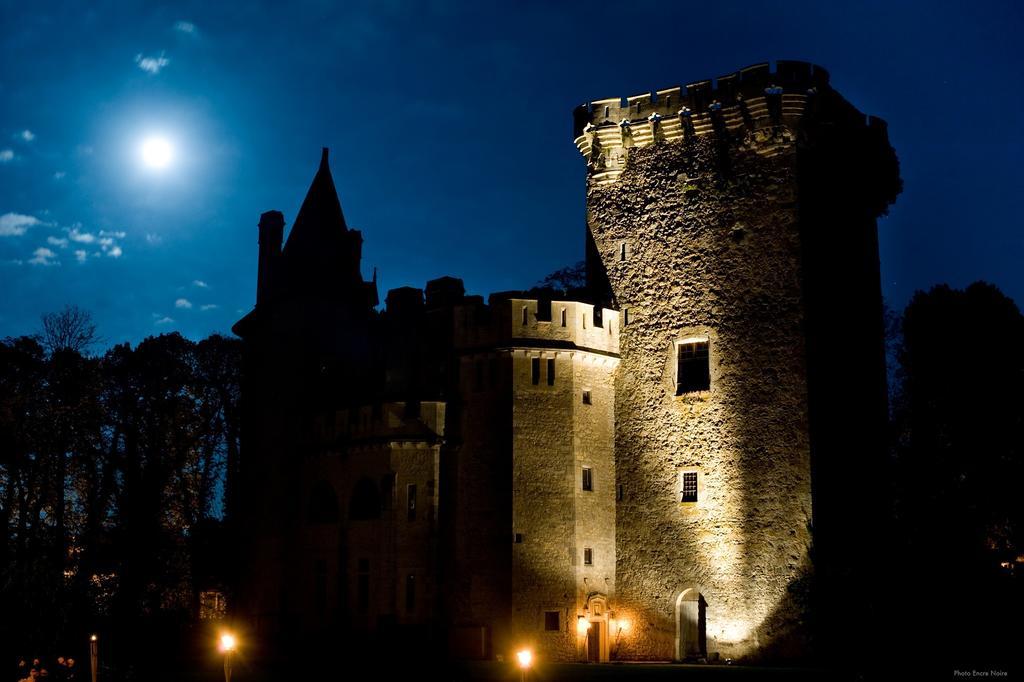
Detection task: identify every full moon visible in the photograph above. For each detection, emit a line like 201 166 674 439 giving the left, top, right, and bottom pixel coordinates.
140 137 173 169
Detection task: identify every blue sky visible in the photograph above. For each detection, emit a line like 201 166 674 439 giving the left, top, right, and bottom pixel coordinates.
1 0 1021 345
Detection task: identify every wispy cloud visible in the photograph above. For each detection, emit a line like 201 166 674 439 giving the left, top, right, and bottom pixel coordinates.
29 247 58 266
100 230 126 238
68 226 95 243
53 171 66 180
192 279 208 288
0 150 14 162
107 245 122 258
174 20 197 34
145 233 163 245
135 52 170 75
74 249 87 263
200 304 218 311
154 316 174 325
20 130 34 142
47 236 68 247
1 213 42 236
175 298 192 309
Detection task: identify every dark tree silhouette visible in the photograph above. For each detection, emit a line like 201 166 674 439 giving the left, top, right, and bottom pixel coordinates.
40 305 99 355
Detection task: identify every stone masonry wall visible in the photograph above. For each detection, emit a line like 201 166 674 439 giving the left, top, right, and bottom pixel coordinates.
589 130 814 660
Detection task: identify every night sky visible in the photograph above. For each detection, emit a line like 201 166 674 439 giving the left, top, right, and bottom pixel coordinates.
1 1 1021 345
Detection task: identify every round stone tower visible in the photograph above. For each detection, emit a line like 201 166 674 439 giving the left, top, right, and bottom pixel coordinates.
573 61 900 661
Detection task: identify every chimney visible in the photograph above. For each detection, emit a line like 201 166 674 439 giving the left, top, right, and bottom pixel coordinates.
257 210 284 305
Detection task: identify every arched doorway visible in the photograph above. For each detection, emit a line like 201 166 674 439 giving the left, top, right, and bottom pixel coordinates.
675 588 707 661
585 595 610 662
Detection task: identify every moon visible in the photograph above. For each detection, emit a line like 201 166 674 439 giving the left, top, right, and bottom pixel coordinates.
140 136 173 169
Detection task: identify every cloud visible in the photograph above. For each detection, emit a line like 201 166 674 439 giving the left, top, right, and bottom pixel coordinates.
174 20 197 34
74 249 87 263
175 298 192 309
107 245 122 258
53 171 66 180
0 213 41 236
154 316 174 325
68 227 96 243
0 150 13 162
98 237 114 246
99 230 126 238
145 233 163 245
29 247 58 266
47 236 68 247
20 130 34 142
135 53 170 74
192 279 208 288
200 304 218 311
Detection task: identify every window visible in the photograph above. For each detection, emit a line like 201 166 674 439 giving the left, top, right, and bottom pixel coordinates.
514 533 524 544
560 308 567 327
582 467 593 492
584 548 593 565
405 575 416 612
544 611 561 631
623 308 629 326
676 340 710 394
616 484 623 501
522 306 529 325
582 390 592 405
531 357 540 385
680 471 698 503
619 242 628 262
547 358 555 386
407 484 417 521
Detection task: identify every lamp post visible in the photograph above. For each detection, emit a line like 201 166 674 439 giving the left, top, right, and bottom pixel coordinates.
515 649 533 682
218 632 237 682
89 634 98 682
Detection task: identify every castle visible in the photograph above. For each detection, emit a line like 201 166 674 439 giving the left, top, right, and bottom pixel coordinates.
232 60 900 664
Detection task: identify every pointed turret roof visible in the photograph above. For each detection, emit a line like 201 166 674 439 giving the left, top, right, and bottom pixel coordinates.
282 148 348 258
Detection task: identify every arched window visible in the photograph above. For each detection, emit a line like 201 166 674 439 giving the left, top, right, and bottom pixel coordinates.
349 477 381 521
307 480 339 524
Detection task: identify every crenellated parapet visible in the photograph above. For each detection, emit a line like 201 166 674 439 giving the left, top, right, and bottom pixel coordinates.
573 60 884 185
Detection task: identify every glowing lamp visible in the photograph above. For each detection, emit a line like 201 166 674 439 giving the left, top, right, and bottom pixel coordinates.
90 634 97 642
616 618 630 634
576 616 591 635
218 632 237 653
515 649 533 669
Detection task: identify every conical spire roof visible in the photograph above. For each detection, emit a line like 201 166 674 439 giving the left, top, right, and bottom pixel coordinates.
282 148 348 258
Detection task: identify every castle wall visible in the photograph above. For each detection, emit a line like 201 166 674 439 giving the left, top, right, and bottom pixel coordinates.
586 128 814 661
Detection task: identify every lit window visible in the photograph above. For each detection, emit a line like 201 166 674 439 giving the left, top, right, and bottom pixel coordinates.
582 467 593 492
676 340 710 394
680 471 698 503
584 547 593 565
544 611 560 631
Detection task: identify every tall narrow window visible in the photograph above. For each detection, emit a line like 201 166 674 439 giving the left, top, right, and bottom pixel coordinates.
623 308 629 326
405 574 416 612
583 547 594 565
407 484 417 521
619 242 628 262
531 357 540 385
676 340 710 394
560 308 567 327
582 467 593 492
582 390 592 405
547 358 555 386
522 306 529 325
680 471 698 503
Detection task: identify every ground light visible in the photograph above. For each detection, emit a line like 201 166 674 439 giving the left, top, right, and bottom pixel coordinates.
89 634 98 682
515 649 533 682
218 631 237 682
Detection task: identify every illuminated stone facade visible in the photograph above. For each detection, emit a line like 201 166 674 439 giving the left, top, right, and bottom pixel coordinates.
234 60 899 665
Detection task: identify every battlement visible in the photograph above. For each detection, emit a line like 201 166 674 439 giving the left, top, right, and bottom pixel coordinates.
453 296 619 357
573 60 887 184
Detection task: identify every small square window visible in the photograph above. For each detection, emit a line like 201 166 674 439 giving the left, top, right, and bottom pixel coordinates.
582 467 593 492
583 548 593 565
680 471 698 503
544 611 560 631
582 390 592 405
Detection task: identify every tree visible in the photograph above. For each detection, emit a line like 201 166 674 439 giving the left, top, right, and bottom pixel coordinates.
40 305 99 355
533 261 586 296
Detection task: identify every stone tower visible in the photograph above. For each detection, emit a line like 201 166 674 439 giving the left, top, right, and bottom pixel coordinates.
573 61 900 660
